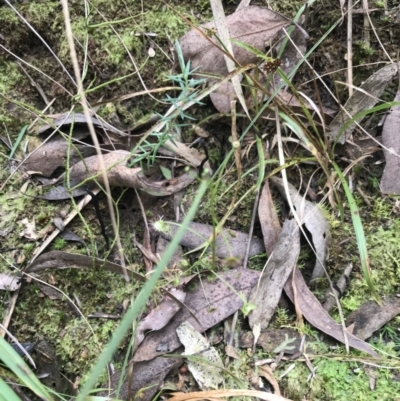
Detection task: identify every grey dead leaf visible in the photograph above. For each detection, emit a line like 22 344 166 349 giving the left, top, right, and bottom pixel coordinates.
328 62 400 144
0 273 21 291
161 138 209 169
380 85 400 194
258 179 281 255
345 296 400 340
25 251 146 283
24 132 96 177
155 221 265 259
249 219 300 330
34 112 126 136
179 6 291 77
99 356 183 401
136 289 186 347
270 176 330 280
177 321 224 390
284 267 378 356
133 268 260 362
59 227 88 250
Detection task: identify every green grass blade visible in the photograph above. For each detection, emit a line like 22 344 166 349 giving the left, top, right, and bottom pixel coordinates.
332 160 375 295
0 376 22 401
76 177 210 401
9 124 28 159
0 336 54 401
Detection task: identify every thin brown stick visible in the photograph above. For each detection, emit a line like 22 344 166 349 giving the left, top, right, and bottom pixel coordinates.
60 0 128 280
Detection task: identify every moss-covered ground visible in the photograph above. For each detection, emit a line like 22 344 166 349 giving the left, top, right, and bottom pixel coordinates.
1 0 400 400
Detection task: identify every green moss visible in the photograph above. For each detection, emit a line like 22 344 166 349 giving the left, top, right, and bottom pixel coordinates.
279 358 400 401
340 198 400 312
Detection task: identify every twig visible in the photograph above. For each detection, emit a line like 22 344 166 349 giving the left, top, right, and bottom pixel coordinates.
362 0 370 49
347 0 354 97
60 0 128 280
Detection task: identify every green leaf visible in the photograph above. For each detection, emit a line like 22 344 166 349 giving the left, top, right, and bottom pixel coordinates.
159 165 172 180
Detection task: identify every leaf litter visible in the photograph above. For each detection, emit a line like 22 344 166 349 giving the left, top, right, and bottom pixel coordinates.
3 1 399 399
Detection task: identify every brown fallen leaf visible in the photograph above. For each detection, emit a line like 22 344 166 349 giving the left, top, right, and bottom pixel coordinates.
25 251 145 283
258 179 281 255
328 62 400 143
133 268 260 362
136 288 186 347
40 151 197 199
249 219 300 330
345 296 400 340
284 267 378 356
380 85 400 194
24 132 96 177
99 356 183 401
179 6 291 77
56 150 135 188
155 221 265 259
270 176 330 281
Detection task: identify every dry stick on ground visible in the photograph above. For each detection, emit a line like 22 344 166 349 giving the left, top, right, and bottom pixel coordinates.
60 0 128 280
362 0 370 49
134 188 153 273
347 0 354 97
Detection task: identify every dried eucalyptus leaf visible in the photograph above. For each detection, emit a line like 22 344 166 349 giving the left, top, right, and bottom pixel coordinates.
380 86 400 194
249 219 300 330
136 289 186 346
155 221 265 259
284 267 378 356
328 62 400 143
179 6 291 77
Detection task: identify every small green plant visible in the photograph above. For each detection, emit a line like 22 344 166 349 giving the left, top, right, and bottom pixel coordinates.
52 238 67 250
